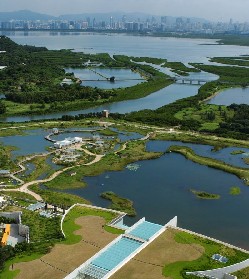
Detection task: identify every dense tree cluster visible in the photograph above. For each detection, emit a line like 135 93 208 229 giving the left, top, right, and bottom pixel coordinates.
215 104 249 139
0 101 6 114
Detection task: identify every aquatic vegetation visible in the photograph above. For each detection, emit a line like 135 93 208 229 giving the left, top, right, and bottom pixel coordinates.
126 163 141 171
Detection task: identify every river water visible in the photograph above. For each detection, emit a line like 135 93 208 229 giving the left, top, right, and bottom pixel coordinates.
1 32 249 121
207 87 249 106
4 31 249 63
65 145 249 249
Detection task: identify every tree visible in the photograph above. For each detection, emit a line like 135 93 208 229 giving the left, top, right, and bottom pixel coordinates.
0 101 6 114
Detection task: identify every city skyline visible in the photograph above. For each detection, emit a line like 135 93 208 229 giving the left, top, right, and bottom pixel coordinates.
0 0 249 22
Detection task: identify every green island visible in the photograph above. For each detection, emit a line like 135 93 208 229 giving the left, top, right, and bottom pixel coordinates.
190 189 220 200
231 150 245 155
229 186 241 196
100 191 136 216
243 157 249 165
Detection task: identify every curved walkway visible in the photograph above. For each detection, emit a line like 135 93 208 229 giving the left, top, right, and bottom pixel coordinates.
2 129 151 202
2 149 104 201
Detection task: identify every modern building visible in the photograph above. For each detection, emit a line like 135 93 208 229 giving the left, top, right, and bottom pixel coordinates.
54 137 82 149
0 196 6 207
0 212 29 247
102 110 109 118
0 170 10 177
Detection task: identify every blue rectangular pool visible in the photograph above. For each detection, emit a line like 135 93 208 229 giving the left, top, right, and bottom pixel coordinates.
91 237 142 271
128 221 163 241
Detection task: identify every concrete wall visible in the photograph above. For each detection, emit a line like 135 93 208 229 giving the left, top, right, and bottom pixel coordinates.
165 216 177 228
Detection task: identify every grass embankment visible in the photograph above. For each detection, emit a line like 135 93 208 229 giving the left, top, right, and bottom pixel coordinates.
100 191 136 216
190 189 220 200
155 131 249 150
30 185 90 207
23 156 55 182
98 128 118 136
163 229 249 278
43 141 162 190
233 266 249 278
231 150 245 155
62 205 124 245
210 56 249 67
130 56 201 76
0 144 18 170
168 145 249 183
111 78 172 102
192 63 249 85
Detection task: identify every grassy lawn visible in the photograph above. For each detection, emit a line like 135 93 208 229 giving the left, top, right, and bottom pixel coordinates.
163 230 249 278
62 205 123 245
233 266 249 278
174 104 234 132
1 253 45 279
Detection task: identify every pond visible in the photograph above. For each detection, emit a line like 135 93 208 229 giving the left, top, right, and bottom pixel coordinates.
0 127 144 158
0 129 52 159
207 87 249 106
65 68 143 89
64 150 249 249
147 140 249 169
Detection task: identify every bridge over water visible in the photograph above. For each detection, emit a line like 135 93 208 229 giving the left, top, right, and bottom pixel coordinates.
171 77 211 85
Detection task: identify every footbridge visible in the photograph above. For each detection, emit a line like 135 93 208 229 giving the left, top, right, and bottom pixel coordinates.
172 77 211 85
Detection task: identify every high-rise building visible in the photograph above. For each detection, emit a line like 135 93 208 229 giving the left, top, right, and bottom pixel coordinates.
161 16 167 24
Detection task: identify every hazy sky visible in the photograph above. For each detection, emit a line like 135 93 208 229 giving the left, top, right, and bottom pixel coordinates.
0 0 249 22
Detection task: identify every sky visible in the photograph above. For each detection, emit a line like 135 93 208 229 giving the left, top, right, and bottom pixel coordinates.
0 0 249 22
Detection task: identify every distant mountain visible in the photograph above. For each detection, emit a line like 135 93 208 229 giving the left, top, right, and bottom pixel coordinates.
0 10 56 21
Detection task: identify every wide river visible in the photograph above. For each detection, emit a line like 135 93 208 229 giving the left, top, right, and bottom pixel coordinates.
2 31 249 122
2 32 249 248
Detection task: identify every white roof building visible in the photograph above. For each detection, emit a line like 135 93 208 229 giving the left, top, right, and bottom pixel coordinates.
54 137 82 149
